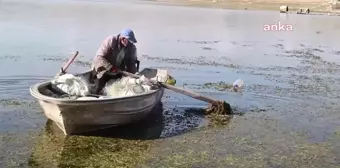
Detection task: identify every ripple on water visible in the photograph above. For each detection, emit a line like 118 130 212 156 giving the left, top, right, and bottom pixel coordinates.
0 76 49 99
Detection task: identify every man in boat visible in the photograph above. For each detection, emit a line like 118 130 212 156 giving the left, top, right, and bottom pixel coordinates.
91 28 139 94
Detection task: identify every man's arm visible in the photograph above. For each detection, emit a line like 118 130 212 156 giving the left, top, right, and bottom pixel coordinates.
125 45 138 74
93 36 116 71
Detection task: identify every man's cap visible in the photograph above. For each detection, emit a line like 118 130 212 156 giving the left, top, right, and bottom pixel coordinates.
120 28 137 43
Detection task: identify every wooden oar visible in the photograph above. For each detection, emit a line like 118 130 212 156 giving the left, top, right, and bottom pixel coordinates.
54 51 79 78
119 70 232 115
50 51 102 98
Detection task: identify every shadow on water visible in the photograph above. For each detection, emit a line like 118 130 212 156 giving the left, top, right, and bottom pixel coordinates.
45 101 166 140
77 102 166 140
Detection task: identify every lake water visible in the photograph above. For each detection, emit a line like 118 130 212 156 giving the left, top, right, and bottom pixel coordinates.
1 0 340 167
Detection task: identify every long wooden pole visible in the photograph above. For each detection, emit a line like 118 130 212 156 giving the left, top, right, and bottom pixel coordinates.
119 70 221 106
159 82 220 105
55 51 79 78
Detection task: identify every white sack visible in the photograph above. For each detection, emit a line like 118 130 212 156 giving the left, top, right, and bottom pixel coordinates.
140 68 170 83
51 74 90 97
103 75 152 97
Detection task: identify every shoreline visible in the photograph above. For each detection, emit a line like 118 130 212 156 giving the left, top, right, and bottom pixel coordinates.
141 0 340 16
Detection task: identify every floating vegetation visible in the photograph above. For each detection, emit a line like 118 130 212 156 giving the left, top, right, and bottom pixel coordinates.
73 60 91 67
201 47 214 50
142 55 239 69
29 134 152 168
0 99 36 108
202 81 233 91
283 49 322 60
207 114 233 127
184 104 233 127
333 50 340 55
177 40 220 44
0 55 20 60
205 101 232 115
250 108 267 112
39 57 91 67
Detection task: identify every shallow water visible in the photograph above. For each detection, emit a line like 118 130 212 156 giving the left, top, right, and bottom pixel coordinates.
1 0 340 167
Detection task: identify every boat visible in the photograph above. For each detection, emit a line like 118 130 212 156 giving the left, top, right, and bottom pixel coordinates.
29 69 165 135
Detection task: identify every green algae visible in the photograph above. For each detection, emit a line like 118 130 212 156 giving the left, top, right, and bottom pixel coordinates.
29 102 165 168
142 55 240 69
28 121 154 168
57 137 150 168
1 131 41 168
250 108 267 112
0 55 20 61
0 99 37 108
18 105 340 168
207 114 233 127
0 99 22 107
39 56 91 68
140 119 339 168
202 81 233 91
184 108 233 128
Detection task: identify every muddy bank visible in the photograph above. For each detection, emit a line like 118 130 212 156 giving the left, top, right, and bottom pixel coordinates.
143 0 340 14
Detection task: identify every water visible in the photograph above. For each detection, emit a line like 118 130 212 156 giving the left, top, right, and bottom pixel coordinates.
1 0 340 167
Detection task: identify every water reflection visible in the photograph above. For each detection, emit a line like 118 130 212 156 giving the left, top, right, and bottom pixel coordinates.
51 102 165 140
80 102 165 140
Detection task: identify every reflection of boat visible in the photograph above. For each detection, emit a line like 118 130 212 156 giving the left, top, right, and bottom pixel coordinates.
28 103 164 167
29 68 165 135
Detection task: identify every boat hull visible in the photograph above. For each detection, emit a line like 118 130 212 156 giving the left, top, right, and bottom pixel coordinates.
36 89 164 135
30 70 165 135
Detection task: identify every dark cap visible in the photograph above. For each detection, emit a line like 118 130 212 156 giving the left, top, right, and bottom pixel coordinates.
120 28 137 43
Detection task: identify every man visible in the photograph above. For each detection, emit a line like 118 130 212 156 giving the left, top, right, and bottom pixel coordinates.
91 28 139 94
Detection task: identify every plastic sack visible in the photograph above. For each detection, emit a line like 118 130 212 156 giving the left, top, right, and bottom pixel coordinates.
51 74 90 97
139 68 176 85
103 75 152 97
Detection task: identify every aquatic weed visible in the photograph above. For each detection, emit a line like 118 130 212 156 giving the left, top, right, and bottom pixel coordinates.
202 81 233 91
0 99 37 108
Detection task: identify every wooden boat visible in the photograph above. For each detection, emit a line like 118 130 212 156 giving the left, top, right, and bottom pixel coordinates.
30 69 165 135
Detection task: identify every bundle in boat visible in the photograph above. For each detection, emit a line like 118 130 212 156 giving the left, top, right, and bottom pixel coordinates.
120 69 232 115
103 68 176 98
49 74 92 99
47 69 175 100
103 75 155 97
